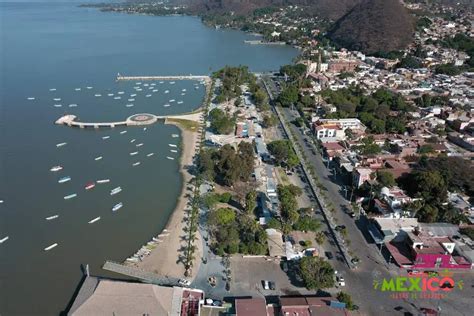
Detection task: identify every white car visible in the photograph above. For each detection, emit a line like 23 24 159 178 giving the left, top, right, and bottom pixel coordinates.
337 276 345 287
178 279 191 286
262 280 270 290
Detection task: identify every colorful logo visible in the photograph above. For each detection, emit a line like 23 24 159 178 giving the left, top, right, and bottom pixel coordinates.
373 270 463 299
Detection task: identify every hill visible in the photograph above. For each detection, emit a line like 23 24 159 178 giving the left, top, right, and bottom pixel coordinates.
328 0 414 54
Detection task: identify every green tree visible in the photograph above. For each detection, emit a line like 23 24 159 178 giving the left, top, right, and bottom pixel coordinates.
376 170 396 187
314 231 326 245
293 216 321 232
262 113 278 128
208 208 236 226
278 85 299 107
267 140 299 169
336 292 355 310
245 190 257 214
299 257 335 290
209 108 235 134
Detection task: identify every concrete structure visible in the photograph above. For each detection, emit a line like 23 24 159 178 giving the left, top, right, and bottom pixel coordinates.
352 167 373 188
68 276 204 316
313 118 365 141
117 74 209 82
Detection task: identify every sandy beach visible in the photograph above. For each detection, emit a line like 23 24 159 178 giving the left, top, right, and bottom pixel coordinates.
132 120 203 279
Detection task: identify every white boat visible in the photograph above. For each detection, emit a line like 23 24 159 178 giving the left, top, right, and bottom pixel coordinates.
110 186 122 195
102 136 110 140
152 89 158 92
132 162 141 166
159 81 164 84
151 83 156 86
164 90 169 94
53 98 61 101
96 179 110 184
75 88 81 91
50 165 63 172
58 176 71 183
64 193 77 200
88 217 100 224
112 202 123 212
27 97 35 100
130 139 136 143
169 81 175 84
143 127 147 131
44 243 58 251
182 89 187 92
181 93 186 96
129 151 138 156
53 104 62 108
94 156 103 161
169 99 175 102
177 101 183 104
136 82 142 85
68 104 78 107
170 149 178 153
0 236 9 244
107 93 114 96
195 86 199 89
166 156 175 160
130 94 137 97
86 86 93 89
143 83 149 87
49 88 57 91
146 153 155 157
171 134 179 138
168 144 177 148
136 143 143 147
94 94 102 97
128 98 135 102
120 131 127 134
118 91 125 95
114 96 121 100
146 94 152 97
163 104 170 107
46 215 59 221
56 142 67 147
126 104 134 107
0 200 3 204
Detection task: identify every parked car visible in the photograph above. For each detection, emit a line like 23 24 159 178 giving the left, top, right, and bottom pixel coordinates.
335 225 346 231
269 281 276 290
336 276 346 287
325 251 334 260
262 280 270 290
282 262 289 273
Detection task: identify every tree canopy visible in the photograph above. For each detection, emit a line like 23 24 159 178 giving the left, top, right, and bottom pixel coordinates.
267 140 299 169
299 257 335 290
209 108 235 134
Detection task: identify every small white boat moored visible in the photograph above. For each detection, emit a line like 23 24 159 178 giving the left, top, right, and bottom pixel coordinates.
129 152 138 156
94 94 102 97
94 156 103 161
96 179 110 184
110 186 122 195
53 98 61 101
132 162 141 166
136 143 143 147
120 131 127 134
112 202 123 212
0 236 9 244
102 136 110 140
50 166 63 172
64 193 77 200
88 217 100 224
166 156 175 160
146 153 155 157
58 176 71 184
168 144 177 148
46 215 59 221
56 142 67 147
27 97 35 100
44 243 58 251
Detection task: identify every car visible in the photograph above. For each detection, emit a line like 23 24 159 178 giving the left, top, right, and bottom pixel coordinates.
212 300 223 306
262 280 270 290
348 212 356 218
325 251 334 260
269 281 276 290
178 279 191 286
336 276 346 287
282 262 289 273
335 225 346 231
351 257 360 265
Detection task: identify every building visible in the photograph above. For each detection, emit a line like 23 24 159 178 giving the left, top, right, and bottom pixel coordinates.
313 118 365 142
327 59 360 73
68 277 204 316
279 296 351 316
235 298 269 316
373 187 413 218
352 167 373 188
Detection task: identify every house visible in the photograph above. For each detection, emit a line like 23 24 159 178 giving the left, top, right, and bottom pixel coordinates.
352 167 373 187
322 142 345 161
373 186 413 218
279 296 351 316
327 59 360 73
313 118 365 142
68 277 204 316
235 298 269 316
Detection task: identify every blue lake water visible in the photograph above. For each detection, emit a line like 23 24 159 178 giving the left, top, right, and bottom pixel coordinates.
0 1 297 314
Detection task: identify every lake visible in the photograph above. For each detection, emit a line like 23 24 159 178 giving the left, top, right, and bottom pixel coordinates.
0 1 297 315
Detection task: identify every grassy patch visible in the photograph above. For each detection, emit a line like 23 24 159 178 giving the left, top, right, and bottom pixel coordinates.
277 167 290 185
167 118 200 131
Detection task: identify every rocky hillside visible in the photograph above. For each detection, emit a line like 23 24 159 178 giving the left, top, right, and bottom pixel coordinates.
186 0 363 20
328 0 414 54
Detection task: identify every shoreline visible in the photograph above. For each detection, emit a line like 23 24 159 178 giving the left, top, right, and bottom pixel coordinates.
126 121 203 279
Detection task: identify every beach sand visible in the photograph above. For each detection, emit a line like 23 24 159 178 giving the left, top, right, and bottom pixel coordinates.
133 123 203 279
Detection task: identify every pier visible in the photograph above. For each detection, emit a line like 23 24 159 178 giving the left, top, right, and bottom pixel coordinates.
55 112 202 129
116 74 210 81
102 260 181 286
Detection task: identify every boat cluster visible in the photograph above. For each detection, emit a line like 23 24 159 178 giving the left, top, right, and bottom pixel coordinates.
125 229 170 264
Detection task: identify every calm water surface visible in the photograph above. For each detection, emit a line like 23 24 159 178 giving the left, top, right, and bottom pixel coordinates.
0 2 297 314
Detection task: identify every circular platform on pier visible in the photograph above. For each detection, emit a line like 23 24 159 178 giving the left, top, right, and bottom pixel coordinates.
126 113 158 126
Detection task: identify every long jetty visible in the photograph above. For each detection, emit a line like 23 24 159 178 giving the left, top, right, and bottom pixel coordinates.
55 113 160 129
116 74 209 81
102 260 181 286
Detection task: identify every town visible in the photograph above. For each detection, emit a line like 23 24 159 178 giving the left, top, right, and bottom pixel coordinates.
67 1 473 316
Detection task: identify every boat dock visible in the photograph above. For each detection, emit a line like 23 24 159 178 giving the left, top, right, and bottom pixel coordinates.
102 260 181 286
56 112 202 129
116 74 210 81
